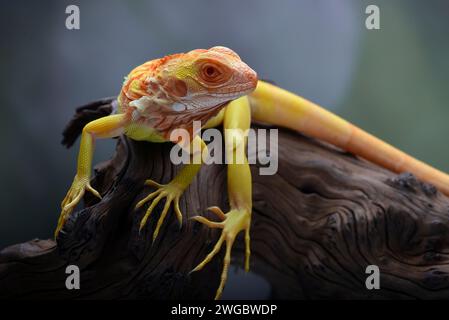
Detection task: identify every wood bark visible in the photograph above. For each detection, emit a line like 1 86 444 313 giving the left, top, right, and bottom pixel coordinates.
1 99 449 299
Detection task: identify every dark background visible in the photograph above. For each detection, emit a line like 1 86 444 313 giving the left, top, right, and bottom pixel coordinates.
0 0 448 299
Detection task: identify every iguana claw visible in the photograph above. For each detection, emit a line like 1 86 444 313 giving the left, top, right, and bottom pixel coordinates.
190 207 251 300
135 179 184 242
55 175 102 238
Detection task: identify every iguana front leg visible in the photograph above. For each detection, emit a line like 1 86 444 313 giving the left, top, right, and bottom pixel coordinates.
55 114 129 237
190 96 252 299
136 135 208 242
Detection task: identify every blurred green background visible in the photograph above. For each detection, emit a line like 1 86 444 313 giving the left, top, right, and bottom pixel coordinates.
0 0 448 298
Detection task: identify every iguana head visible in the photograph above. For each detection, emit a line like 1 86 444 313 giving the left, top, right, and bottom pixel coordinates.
154 46 258 111
119 46 257 139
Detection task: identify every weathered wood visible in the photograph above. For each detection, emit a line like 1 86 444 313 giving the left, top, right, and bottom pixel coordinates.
1 99 449 299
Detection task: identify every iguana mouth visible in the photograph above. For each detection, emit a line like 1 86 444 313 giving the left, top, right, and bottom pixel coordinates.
209 83 256 97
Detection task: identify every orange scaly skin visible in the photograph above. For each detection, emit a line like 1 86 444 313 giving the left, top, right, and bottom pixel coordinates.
118 48 256 141
57 46 449 300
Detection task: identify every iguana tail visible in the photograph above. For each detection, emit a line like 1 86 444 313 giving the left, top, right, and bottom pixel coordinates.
61 97 116 148
249 80 449 196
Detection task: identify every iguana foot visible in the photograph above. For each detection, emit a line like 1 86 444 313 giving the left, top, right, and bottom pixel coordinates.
190 206 251 300
135 179 184 242
55 175 102 238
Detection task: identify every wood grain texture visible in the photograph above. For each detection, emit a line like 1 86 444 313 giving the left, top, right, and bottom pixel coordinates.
1 110 449 299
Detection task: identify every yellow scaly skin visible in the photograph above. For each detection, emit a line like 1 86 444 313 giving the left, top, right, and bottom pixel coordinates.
57 47 449 299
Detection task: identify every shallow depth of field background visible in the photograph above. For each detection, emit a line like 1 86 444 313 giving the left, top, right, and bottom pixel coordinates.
1 0 448 299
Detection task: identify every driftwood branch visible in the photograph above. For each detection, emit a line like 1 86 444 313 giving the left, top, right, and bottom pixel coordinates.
1 98 449 299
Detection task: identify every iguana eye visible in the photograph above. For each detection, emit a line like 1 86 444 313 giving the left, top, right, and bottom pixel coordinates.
205 66 218 77
197 60 232 85
201 64 222 80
